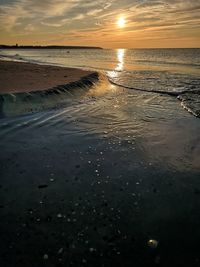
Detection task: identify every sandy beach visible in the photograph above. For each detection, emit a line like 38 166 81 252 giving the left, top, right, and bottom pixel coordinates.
0 52 200 267
0 0 199 264
0 60 95 93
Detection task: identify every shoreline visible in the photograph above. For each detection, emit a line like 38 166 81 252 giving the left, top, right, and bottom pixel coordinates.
0 60 97 94
1 54 200 267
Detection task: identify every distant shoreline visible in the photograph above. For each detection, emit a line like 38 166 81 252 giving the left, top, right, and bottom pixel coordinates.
0 46 199 50
0 45 103 50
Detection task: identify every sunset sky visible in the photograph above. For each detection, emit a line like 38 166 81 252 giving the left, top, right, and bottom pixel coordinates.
0 0 199 48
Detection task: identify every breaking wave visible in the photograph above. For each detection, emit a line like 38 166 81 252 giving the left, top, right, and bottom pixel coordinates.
107 70 200 118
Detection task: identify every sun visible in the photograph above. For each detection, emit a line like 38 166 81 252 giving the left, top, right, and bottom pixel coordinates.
117 17 126 28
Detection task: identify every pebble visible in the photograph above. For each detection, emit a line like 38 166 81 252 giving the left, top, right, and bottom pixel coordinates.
82 258 87 263
148 239 159 249
58 248 64 254
43 254 48 260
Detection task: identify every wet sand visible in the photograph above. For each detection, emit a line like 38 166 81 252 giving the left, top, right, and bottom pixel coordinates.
1 61 200 267
0 60 94 93
1 109 200 267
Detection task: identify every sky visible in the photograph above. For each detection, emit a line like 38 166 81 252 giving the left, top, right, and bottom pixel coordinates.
0 0 200 48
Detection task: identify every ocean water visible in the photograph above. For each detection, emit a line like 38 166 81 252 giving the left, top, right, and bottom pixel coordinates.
1 48 200 117
0 48 200 174
1 49 200 266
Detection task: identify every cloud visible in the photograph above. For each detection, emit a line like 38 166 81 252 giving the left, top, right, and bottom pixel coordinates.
25 24 36 31
0 0 199 48
87 9 103 16
0 0 115 31
127 0 200 30
41 22 63 27
0 0 78 30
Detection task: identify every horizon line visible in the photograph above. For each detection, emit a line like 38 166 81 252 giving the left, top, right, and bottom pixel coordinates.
0 44 200 49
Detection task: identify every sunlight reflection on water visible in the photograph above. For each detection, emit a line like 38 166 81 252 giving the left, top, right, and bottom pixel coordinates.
115 49 125 71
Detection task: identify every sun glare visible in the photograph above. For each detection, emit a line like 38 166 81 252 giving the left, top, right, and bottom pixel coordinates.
116 49 125 71
117 17 125 28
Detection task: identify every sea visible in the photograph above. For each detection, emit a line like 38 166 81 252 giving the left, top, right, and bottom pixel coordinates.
0 48 200 266
0 48 200 117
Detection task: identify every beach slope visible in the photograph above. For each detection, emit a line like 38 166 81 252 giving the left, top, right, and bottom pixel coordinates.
0 60 96 93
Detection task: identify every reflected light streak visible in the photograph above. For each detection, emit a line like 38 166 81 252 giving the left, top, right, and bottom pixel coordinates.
115 49 125 71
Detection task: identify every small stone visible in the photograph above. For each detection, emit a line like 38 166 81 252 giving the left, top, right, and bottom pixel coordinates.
89 247 95 252
28 209 33 214
148 239 159 249
58 248 64 254
57 214 63 218
43 254 48 260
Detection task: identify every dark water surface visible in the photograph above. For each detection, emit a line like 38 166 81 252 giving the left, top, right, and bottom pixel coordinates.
0 49 200 266
1 48 200 117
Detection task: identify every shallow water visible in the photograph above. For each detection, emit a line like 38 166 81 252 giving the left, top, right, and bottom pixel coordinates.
1 48 200 117
0 49 200 267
